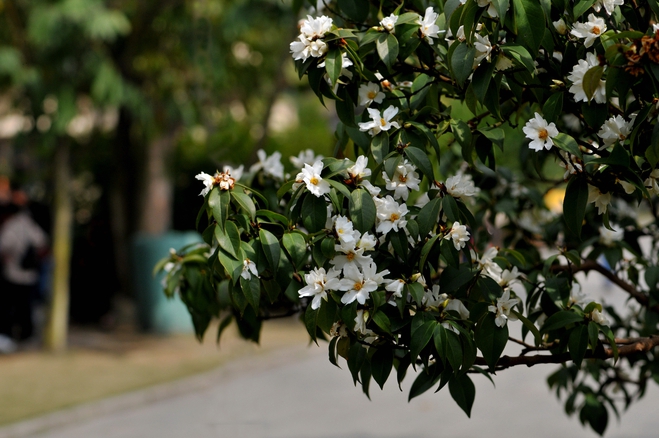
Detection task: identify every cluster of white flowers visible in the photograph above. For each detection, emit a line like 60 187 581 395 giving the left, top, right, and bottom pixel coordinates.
444 221 470 250
568 52 606 104
597 115 633 147
488 290 519 327
290 15 333 62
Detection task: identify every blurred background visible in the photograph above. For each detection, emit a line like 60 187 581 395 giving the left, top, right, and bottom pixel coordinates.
0 0 336 427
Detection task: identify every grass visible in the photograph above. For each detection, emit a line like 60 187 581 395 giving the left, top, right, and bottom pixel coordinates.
0 318 308 426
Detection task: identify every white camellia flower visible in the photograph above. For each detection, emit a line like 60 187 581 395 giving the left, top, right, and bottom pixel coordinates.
444 221 470 250
298 267 341 310
417 7 440 44
334 215 357 245
593 0 624 15
558 151 583 180
590 309 609 325
375 195 408 235
473 33 492 66
250 149 285 180
477 0 504 17
358 82 385 107
331 236 373 270
568 52 606 104
300 15 333 39
382 159 421 201
290 36 313 61
446 173 480 198
386 278 405 300
298 160 330 197
588 184 612 215
338 263 381 305
354 309 369 334
290 149 323 169
523 112 559 151
488 289 519 327
380 13 398 32
475 247 503 279
597 115 633 147
600 224 624 246
645 169 659 195
445 296 470 320
347 155 372 180
195 172 215 197
570 14 607 48
553 18 568 35
241 258 259 280
358 105 400 136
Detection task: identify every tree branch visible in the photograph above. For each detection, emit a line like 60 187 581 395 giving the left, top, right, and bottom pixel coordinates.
474 335 659 372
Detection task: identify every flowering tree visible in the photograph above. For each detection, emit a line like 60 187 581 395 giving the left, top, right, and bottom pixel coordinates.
159 0 659 434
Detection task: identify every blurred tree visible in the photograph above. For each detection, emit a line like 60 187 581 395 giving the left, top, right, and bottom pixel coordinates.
0 0 314 350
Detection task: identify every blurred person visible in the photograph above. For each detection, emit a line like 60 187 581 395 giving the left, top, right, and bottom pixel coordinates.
0 188 49 348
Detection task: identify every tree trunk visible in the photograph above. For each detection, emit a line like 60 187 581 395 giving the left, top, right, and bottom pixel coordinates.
44 142 73 352
138 134 174 235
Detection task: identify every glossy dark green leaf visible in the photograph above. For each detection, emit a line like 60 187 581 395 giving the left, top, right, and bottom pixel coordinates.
541 310 584 333
231 191 256 221
449 374 476 417
568 324 589 367
302 193 328 233
512 0 545 57
410 320 436 362
405 146 435 181
371 347 394 390
282 232 308 269
377 33 399 69
475 312 508 370
350 188 376 233
450 42 476 88
208 188 230 231
563 176 589 238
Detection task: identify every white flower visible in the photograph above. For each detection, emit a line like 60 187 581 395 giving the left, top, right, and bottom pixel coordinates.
445 297 470 320
347 155 372 180
444 221 470 251
298 267 341 310
250 149 285 180
338 263 380 305
589 309 609 325
558 151 582 180
375 195 408 235
593 0 624 15
568 52 606 104
618 179 635 194
645 169 659 195
358 105 400 137
382 159 421 201
300 15 333 39
597 115 632 147
334 215 357 245
357 232 377 251
475 247 503 279
523 112 559 152
445 173 479 199
416 7 440 44
477 0 503 17
358 82 385 107
553 18 567 35
571 14 606 48
290 36 313 61
241 258 259 280
298 160 330 197
588 185 611 215
473 33 492 66
497 266 521 288
380 14 398 32
354 309 369 334
488 289 519 327
195 172 215 197
599 224 624 246
386 279 405 299
291 149 323 169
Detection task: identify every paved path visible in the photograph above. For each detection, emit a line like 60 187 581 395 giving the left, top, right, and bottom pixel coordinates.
1 340 657 438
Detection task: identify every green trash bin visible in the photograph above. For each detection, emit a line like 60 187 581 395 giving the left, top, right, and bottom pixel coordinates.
131 231 202 334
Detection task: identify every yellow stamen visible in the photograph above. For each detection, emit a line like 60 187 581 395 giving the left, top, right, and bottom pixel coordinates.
310 177 319 186
538 128 549 140
390 213 400 222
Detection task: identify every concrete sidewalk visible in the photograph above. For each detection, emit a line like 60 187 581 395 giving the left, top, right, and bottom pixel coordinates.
2 340 657 438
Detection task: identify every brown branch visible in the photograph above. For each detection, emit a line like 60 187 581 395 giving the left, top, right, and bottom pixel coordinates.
474 335 659 372
552 260 656 312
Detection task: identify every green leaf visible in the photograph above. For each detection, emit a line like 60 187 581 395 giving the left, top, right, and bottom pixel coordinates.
348 341 367 384
582 65 605 102
410 321 436 362
417 198 441 237
259 229 280 273
450 119 472 148
408 282 425 305
350 188 376 233
371 347 394 390
471 50 497 104
240 275 261 313
563 176 589 238
408 365 441 401
325 47 343 88
441 195 460 223
573 0 597 19
542 93 563 124
231 191 256 222
501 45 535 73
214 221 241 259
553 133 582 159
475 312 508 370
541 310 584 333
305 305 319 343
301 193 328 233
449 374 476 417
377 33 399 69
208 188 230 231
371 131 390 163
512 0 545 57
405 146 435 181
568 324 589 367
282 232 308 270
450 42 476 88
337 0 369 22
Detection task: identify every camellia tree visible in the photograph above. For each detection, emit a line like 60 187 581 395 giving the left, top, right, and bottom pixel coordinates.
159 0 659 434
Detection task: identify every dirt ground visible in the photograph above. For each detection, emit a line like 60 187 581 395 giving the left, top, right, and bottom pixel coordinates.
0 317 309 426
